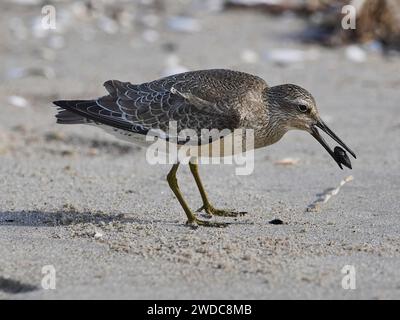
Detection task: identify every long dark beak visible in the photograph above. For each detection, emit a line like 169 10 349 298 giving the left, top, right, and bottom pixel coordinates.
311 120 356 170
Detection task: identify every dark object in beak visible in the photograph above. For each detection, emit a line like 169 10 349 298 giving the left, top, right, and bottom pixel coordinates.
311 120 356 169
334 146 352 169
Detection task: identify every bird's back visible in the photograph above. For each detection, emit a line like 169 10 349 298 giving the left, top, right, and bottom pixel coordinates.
54 69 268 141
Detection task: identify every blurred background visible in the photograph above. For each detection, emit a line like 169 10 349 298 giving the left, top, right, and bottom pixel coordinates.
1 0 400 299
1 0 399 166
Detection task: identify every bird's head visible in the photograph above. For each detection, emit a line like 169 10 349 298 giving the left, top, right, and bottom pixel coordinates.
266 84 356 169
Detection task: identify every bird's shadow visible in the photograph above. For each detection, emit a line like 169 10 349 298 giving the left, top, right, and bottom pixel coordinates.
0 210 253 228
0 210 178 227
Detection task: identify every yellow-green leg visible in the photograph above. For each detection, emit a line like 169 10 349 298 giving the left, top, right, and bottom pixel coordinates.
167 163 228 228
188 162 247 217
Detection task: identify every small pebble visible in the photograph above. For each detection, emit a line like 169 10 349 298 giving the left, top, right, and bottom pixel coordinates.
94 231 103 239
274 157 300 166
87 148 98 156
167 16 201 33
264 48 319 66
7 96 28 108
269 219 284 225
345 45 367 63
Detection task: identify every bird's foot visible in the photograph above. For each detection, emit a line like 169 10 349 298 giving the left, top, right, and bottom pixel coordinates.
186 218 229 229
196 205 247 217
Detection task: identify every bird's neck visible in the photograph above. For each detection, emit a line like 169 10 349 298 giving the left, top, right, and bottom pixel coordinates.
261 95 290 147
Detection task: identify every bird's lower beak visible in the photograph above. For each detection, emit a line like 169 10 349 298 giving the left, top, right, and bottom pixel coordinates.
310 120 356 170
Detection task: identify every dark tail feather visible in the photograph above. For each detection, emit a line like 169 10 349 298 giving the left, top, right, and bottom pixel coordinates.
52 99 138 132
53 100 93 125
55 110 88 124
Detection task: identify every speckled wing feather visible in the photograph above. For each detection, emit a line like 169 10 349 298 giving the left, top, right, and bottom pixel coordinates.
54 69 267 143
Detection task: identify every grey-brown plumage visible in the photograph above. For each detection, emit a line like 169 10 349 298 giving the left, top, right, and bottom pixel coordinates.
53 68 356 227
54 69 271 146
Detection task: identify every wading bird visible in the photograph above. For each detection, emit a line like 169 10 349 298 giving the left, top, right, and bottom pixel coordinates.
53 69 356 228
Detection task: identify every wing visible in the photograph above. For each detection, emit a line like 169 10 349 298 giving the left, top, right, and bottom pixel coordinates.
54 69 267 143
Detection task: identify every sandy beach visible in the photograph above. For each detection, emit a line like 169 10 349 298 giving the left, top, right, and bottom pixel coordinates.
1 0 400 299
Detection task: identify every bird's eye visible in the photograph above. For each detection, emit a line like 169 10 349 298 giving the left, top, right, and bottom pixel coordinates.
297 104 309 113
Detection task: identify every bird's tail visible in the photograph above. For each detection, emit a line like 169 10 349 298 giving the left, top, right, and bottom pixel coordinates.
53 100 93 124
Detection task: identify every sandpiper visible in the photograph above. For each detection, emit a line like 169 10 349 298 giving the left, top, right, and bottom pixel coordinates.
53 69 356 227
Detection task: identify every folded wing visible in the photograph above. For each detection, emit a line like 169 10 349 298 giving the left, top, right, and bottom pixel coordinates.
54 69 267 143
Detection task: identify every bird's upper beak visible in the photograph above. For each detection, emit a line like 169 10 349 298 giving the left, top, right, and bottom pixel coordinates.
310 119 356 170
